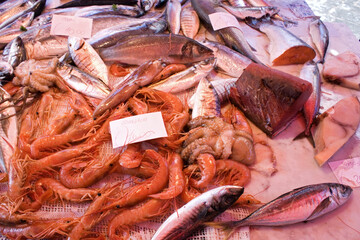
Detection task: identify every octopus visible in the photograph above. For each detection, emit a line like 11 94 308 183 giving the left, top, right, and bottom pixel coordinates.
12 58 66 92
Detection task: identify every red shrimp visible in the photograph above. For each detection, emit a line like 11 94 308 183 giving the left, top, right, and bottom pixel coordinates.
68 149 169 239
180 176 201 203
46 108 77 135
109 63 129 77
118 143 142 168
187 153 216 189
150 152 185 199
7 149 27 203
115 160 157 178
2 82 20 96
128 96 148 115
213 159 251 187
18 114 33 154
108 198 170 240
222 103 253 134
153 63 187 82
35 178 99 202
59 153 120 189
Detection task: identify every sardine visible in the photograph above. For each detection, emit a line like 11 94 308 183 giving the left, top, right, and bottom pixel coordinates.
149 58 214 93
300 61 320 135
180 4 200 39
93 60 166 118
68 36 109 85
151 185 244 240
309 18 329 63
0 0 45 30
89 18 167 49
190 77 221 119
245 17 315 65
209 183 352 238
99 34 214 65
221 5 279 20
140 0 155 11
0 87 18 173
191 0 262 64
166 0 181 34
75 5 145 18
0 61 14 84
203 41 252 77
56 62 111 100
5 36 26 68
0 11 34 32
56 0 138 9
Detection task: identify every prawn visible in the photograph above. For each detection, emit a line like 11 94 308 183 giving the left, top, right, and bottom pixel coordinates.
108 198 170 240
213 159 251 187
68 149 169 239
180 176 201 203
152 63 187 82
150 152 185 199
118 143 142 169
59 152 120 189
187 153 216 189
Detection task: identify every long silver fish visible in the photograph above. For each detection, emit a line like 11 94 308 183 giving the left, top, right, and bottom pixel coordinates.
309 18 329 63
203 41 252 78
209 183 352 238
0 11 34 32
0 87 18 173
89 18 167 49
300 61 321 135
74 4 145 18
68 36 109 85
149 58 214 93
56 62 111 99
99 34 214 65
190 77 221 119
151 185 244 240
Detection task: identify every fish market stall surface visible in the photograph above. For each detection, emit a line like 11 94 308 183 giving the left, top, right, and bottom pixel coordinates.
0 0 360 239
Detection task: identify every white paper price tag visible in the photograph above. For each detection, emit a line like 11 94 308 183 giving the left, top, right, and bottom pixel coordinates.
209 12 242 31
109 112 168 148
50 15 93 38
328 157 360 188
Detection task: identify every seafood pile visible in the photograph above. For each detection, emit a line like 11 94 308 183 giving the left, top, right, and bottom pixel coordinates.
0 0 359 239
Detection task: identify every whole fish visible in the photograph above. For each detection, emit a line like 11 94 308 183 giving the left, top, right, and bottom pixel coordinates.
300 61 321 135
0 61 14 84
99 34 214 65
68 36 109 85
180 4 200 39
191 0 262 64
0 0 25 12
75 4 145 18
166 0 181 34
89 18 167 49
245 17 315 65
5 36 26 68
190 77 221 119
149 58 214 93
221 5 279 20
56 62 111 100
141 0 155 11
56 0 138 8
0 0 45 30
151 185 244 240
0 87 18 173
203 41 252 77
93 60 166 118
309 18 329 63
0 11 34 32
209 183 352 238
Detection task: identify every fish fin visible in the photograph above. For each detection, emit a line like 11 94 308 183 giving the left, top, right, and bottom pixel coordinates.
292 131 315 148
307 197 332 221
204 221 238 240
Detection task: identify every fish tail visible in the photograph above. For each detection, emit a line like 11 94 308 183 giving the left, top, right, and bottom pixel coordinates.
205 220 244 239
244 17 262 30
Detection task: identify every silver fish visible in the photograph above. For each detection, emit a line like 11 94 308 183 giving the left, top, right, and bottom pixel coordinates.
210 183 352 238
149 58 214 93
300 61 321 135
309 18 329 63
203 41 252 78
74 4 145 18
221 5 279 20
151 185 244 240
6 36 26 68
56 62 111 99
0 11 34 32
68 36 109 85
0 87 18 173
190 77 221 119
141 0 155 11
0 61 14 84
209 76 238 104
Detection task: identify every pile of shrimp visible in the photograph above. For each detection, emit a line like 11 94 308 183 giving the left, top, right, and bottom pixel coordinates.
0 84 255 239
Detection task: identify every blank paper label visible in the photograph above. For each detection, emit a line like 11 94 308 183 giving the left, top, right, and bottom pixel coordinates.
50 15 93 38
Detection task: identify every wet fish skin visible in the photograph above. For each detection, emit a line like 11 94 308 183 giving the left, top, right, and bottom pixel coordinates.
166 0 181 34
0 11 34 32
141 0 155 11
151 186 244 240
56 0 138 9
89 18 167 49
56 62 111 100
180 4 200 39
155 0 168 8
221 5 279 20
75 4 145 18
6 36 26 68
309 18 329 64
209 183 352 237
300 61 321 135
68 36 109 85
99 34 214 65
0 61 14 84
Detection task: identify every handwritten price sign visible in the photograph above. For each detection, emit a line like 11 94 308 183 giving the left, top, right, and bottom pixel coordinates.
50 15 93 38
109 112 168 148
328 157 360 188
